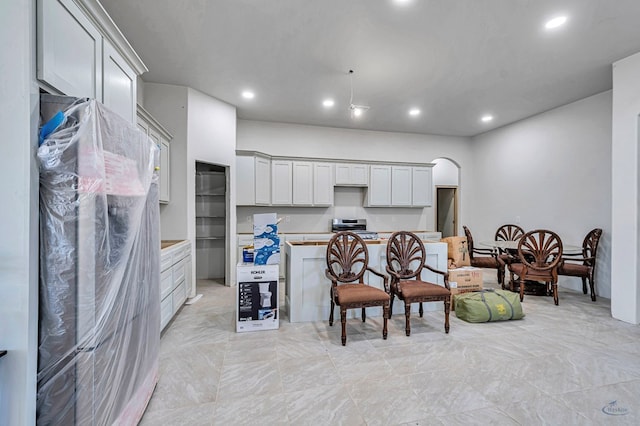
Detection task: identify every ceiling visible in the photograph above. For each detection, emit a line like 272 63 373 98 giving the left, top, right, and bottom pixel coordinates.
100 0 640 137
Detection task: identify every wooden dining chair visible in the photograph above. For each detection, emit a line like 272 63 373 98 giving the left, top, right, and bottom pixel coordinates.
558 228 602 301
385 231 450 336
495 224 525 243
508 229 563 305
463 226 505 287
326 231 390 346
495 224 525 289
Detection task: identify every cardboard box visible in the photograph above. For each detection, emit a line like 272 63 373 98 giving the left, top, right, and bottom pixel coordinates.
448 267 483 310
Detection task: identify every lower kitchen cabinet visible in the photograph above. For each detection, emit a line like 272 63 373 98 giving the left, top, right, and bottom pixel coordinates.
160 240 192 330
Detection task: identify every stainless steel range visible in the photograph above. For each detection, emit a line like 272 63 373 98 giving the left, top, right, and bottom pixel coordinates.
331 218 379 240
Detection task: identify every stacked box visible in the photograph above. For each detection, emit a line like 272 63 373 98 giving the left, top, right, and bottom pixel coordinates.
253 213 280 265
448 267 483 310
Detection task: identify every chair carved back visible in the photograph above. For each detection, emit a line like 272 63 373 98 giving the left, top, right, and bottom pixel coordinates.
518 229 563 271
495 224 525 242
326 231 369 284
582 228 603 266
386 231 426 280
462 226 476 259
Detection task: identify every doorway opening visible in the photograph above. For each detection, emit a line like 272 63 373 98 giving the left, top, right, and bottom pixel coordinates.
436 186 458 238
195 161 227 281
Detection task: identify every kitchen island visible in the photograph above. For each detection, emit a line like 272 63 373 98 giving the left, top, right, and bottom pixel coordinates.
285 238 448 323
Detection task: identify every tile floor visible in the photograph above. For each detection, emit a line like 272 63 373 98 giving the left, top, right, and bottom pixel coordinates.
140 275 640 425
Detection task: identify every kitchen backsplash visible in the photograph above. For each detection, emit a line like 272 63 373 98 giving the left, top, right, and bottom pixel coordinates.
237 188 434 233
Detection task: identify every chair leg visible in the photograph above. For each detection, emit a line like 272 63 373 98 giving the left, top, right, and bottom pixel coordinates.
389 293 395 316
329 299 335 326
589 275 596 302
419 302 424 318
361 307 366 322
340 307 347 346
444 298 450 334
553 282 559 305
519 277 525 302
499 267 506 290
382 304 389 340
404 303 411 336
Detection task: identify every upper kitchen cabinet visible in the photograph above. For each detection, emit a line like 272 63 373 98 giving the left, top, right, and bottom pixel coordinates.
366 165 392 206
411 166 433 207
391 166 412 206
292 161 333 206
37 0 102 100
367 164 434 207
236 153 271 206
312 162 334 206
335 163 368 186
292 161 313 205
271 160 293 205
103 41 137 122
137 105 172 203
37 0 147 123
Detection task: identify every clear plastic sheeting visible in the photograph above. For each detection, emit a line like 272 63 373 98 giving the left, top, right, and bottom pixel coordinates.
37 95 161 425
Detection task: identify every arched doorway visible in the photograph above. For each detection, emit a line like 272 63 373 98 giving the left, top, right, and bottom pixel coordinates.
431 158 461 238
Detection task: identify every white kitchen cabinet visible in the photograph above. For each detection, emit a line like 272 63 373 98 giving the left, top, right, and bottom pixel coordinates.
335 163 368 186
366 165 392 206
236 155 255 206
313 162 334 206
37 0 103 100
412 166 433 207
37 0 147 120
292 161 313 205
137 105 172 203
159 140 171 203
236 154 271 205
271 160 293 205
160 240 192 331
391 166 412 206
255 156 271 205
103 40 137 123
291 161 333 206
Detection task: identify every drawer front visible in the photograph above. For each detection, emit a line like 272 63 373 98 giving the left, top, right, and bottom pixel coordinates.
160 295 173 330
160 268 173 300
172 258 187 289
172 280 187 311
174 243 190 262
160 251 173 272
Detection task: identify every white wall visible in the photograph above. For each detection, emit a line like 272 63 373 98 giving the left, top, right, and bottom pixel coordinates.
143 83 189 239
0 0 38 424
186 88 237 286
236 120 473 234
144 83 237 288
432 158 460 186
611 52 640 324
471 91 612 298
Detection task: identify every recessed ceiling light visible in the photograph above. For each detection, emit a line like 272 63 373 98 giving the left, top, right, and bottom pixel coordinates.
352 107 364 118
545 16 567 30
323 99 335 108
481 115 493 123
241 90 255 99
409 108 421 116
394 0 412 5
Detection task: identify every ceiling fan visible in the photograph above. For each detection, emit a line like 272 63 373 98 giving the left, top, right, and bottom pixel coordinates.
348 70 370 118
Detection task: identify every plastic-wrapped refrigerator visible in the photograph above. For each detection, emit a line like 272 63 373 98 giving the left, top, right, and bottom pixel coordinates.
37 95 161 425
